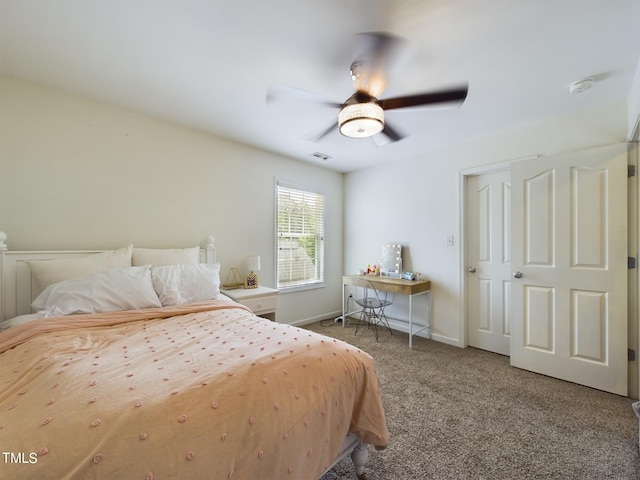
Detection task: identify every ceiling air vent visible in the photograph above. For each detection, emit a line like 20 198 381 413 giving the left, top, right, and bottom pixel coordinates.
310 152 331 161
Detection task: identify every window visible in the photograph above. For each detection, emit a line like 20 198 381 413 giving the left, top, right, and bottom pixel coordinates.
276 181 324 290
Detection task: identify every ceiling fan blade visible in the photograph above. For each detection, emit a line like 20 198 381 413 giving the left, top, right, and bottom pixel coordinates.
381 121 404 142
300 121 337 142
371 121 405 147
266 83 342 108
351 32 409 98
381 85 468 110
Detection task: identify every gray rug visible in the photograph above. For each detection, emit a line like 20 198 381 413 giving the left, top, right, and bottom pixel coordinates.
310 320 640 480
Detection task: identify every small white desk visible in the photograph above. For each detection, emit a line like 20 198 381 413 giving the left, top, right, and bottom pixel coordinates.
341 275 431 348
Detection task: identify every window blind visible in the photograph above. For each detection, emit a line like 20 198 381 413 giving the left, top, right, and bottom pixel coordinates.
276 182 325 289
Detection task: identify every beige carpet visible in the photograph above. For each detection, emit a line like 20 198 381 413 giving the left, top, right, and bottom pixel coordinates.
310 319 640 480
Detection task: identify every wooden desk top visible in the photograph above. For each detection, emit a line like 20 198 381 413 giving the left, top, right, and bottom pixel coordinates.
343 274 431 295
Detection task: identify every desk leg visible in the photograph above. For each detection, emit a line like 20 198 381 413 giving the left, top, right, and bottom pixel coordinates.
341 282 346 328
409 294 413 349
426 291 431 339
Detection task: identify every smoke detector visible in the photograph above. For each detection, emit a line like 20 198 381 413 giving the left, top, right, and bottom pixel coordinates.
569 78 594 94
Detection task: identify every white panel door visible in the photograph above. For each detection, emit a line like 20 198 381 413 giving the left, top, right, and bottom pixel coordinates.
510 144 628 395
466 170 511 355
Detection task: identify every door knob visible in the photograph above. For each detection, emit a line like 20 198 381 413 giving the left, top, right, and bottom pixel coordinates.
468 267 476 273
512 271 523 279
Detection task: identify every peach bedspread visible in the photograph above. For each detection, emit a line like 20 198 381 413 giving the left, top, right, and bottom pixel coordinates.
0 301 388 480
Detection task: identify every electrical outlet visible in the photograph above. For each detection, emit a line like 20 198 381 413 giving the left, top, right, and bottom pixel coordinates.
447 235 454 246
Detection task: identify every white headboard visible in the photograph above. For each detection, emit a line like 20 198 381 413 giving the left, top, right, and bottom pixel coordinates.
0 232 216 322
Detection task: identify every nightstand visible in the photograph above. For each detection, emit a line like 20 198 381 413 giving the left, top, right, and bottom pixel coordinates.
221 286 278 321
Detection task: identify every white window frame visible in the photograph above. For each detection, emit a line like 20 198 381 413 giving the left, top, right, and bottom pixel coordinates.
275 179 325 292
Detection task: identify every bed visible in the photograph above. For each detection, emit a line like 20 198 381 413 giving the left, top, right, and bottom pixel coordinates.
0 233 389 480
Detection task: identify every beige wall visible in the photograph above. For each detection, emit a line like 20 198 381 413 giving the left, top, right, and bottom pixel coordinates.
0 75 344 325
629 54 640 139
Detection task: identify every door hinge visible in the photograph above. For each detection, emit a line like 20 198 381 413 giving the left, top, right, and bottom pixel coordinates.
629 349 636 362
629 257 636 269
629 165 636 177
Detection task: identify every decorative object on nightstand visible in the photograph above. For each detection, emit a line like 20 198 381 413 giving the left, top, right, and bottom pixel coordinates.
244 255 260 289
221 285 278 321
222 267 244 289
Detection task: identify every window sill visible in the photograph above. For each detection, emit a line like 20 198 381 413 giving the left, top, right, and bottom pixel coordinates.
277 282 325 294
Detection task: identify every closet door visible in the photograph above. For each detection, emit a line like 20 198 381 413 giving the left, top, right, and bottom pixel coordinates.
466 170 511 356
510 144 628 395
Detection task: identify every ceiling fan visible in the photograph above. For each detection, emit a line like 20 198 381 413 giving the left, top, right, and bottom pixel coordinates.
266 32 468 145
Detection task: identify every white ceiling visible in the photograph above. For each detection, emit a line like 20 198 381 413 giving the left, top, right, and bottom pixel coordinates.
1 0 639 172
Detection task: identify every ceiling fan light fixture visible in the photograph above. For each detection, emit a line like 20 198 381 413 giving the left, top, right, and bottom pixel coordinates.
338 102 384 138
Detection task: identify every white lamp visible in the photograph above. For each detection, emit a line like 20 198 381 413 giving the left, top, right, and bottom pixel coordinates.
244 255 261 289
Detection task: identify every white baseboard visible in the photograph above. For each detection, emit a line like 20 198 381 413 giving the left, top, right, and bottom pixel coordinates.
288 311 342 328
430 333 463 347
290 311 463 348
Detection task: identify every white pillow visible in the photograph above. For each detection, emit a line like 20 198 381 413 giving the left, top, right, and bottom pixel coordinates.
32 265 161 317
132 246 200 267
0 313 44 331
151 263 220 306
27 245 133 290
